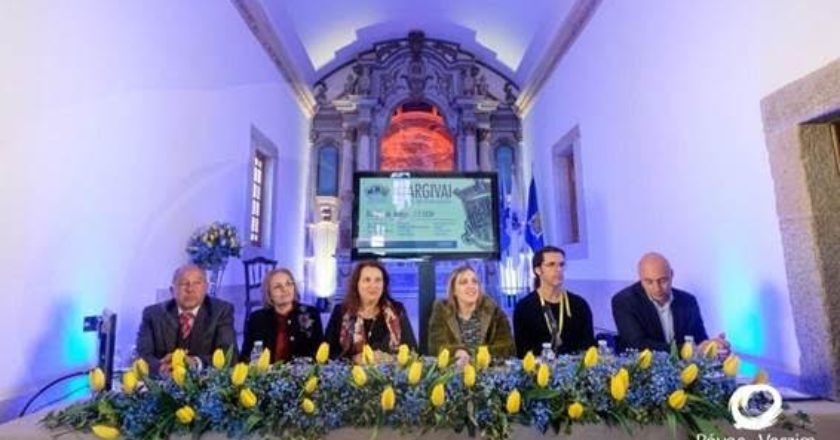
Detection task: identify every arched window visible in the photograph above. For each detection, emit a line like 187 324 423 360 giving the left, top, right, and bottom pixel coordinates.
495 145 515 194
316 145 339 196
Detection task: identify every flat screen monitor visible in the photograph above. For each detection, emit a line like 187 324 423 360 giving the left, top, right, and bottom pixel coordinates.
352 172 500 260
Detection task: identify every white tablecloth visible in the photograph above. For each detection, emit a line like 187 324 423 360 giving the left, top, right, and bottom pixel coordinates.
1 400 834 439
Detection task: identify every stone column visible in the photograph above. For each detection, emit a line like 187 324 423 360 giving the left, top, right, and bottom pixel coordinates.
356 122 371 171
338 126 356 249
478 128 493 171
339 125 356 196
462 120 478 171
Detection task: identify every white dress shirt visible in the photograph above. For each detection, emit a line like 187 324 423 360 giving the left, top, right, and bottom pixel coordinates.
647 294 674 344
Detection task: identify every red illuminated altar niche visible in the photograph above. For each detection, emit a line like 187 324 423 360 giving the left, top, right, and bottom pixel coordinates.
379 102 455 171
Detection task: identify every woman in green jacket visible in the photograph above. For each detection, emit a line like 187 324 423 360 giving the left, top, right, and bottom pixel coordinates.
427 265 515 364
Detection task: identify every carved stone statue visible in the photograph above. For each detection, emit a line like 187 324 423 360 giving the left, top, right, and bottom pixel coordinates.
504 82 518 104
356 65 371 95
476 74 489 97
313 82 328 105
461 66 477 96
343 71 358 95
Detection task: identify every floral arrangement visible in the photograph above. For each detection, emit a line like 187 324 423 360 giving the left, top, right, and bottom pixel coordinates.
41 344 762 440
186 222 241 270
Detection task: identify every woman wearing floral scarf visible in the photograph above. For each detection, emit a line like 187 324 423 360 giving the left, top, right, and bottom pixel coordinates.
325 261 417 363
240 268 323 363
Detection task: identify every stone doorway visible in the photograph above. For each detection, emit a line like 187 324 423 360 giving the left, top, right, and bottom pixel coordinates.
761 58 840 399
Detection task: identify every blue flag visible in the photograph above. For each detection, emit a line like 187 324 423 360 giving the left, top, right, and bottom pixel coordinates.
498 174 510 255
499 198 510 256
525 176 544 252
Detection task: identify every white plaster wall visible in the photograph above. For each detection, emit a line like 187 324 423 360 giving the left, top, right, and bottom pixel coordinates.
526 0 840 377
0 1 307 402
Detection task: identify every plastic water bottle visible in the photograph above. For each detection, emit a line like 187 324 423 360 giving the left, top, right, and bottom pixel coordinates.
540 342 555 364
124 345 138 371
683 335 696 359
250 340 264 364
597 339 613 363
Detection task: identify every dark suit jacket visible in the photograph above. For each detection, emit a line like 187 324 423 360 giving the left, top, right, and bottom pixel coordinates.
135 296 237 375
513 290 596 357
611 282 708 352
240 303 324 363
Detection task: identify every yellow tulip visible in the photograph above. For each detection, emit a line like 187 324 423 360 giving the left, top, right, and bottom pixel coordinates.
753 369 769 384
133 358 149 378
723 355 739 377
638 349 652 370
315 342 330 364
610 374 627 401
476 346 491 369
567 402 584 420
352 365 368 387
616 368 630 389
536 363 551 388
175 405 195 424
702 342 718 359
212 349 226 369
89 368 105 393
437 348 450 369
430 383 446 407
681 363 699 386
668 389 687 410
522 352 536 374
381 385 396 411
505 389 521 414
463 363 476 388
583 346 598 368
256 348 271 372
302 398 316 414
362 344 375 365
171 349 187 369
91 424 120 439
408 361 423 385
231 362 249 386
239 388 257 408
680 342 694 360
304 376 318 394
397 344 411 367
122 370 138 395
172 365 187 386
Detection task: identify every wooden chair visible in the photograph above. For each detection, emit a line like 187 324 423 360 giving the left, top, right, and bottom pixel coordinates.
242 256 277 334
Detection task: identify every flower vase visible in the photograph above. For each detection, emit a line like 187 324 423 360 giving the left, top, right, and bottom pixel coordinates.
207 263 226 297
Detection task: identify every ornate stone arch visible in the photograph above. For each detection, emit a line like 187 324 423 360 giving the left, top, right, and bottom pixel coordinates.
305 30 524 299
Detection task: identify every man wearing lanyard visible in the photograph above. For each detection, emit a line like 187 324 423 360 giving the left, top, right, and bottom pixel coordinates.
513 246 596 357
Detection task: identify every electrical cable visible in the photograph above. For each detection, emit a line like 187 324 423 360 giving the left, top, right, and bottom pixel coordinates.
18 370 88 418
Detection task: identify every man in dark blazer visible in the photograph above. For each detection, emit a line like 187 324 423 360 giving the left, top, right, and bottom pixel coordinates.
136 264 237 376
612 252 728 353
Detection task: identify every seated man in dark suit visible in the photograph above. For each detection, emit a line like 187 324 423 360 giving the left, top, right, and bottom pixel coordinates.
612 252 729 354
136 264 237 376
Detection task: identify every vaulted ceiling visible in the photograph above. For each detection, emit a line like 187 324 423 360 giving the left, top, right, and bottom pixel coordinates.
233 0 599 115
